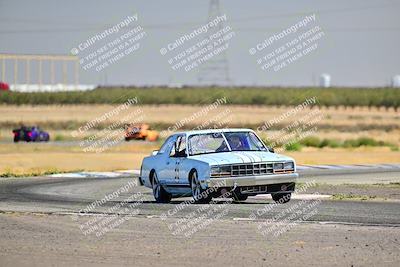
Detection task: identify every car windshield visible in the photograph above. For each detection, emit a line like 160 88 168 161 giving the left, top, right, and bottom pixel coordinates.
224 132 267 152
188 131 266 156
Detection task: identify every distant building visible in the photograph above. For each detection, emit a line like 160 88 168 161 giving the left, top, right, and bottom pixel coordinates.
9 84 96 92
391 75 400 88
319 74 331 87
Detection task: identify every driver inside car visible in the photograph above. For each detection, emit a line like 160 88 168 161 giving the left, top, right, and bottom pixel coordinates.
228 135 245 150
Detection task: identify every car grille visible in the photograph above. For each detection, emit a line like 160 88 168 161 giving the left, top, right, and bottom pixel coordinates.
211 162 294 178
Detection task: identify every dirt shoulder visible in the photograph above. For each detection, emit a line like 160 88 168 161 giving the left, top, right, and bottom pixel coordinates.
302 183 400 201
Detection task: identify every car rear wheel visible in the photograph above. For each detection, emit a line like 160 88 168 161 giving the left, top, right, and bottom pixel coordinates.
152 172 171 203
190 171 212 204
272 193 291 203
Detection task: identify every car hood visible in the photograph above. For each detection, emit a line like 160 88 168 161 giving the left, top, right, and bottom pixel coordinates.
189 151 295 165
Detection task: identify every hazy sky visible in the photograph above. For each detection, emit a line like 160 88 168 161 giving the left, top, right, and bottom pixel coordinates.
0 0 399 87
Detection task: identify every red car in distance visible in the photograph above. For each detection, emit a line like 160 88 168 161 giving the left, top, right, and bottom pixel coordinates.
0 82 10 91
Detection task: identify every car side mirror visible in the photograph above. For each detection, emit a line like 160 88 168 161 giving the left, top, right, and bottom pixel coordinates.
268 147 275 153
152 150 159 156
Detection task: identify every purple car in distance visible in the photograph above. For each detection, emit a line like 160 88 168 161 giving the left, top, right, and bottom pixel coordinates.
13 126 50 142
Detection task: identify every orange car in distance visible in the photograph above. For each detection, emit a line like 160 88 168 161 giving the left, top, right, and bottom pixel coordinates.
124 123 159 142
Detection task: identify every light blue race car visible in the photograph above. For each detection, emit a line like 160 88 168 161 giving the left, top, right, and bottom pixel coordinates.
139 129 298 203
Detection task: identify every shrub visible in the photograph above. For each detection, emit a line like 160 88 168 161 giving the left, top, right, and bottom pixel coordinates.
285 142 302 151
343 137 385 148
357 137 379 146
343 139 360 148
54 134 65 141
390 146 399 151
300 136 321 147
1 87 399 108
319 138 341 148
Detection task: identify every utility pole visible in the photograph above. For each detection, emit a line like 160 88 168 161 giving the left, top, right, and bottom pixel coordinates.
197 0 231 86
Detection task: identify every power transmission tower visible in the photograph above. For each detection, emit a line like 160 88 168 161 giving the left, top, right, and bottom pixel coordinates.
197 0 231 86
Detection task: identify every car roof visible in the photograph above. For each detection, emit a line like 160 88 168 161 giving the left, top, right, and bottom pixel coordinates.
174 128 255 136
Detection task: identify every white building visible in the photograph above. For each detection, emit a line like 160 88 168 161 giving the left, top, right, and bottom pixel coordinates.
391 75 400 88
319 74 331 87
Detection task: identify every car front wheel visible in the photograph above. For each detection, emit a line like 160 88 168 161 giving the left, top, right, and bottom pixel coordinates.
272 193 291 203
152 172 171 203
233 192 248 202
190 171 212 204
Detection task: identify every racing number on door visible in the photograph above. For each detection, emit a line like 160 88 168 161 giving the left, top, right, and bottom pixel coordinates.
174 159 181 180
171 135 187 181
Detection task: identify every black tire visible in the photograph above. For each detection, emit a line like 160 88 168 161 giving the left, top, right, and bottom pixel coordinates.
272 193 291 204
190 170 212 204
151 172 171 203
232 192 248 202
13 136 19 143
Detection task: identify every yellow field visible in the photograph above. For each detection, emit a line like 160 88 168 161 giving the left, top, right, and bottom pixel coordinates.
0 143 399 176
1 104 399 127
0 104 399 176
1 104 399 145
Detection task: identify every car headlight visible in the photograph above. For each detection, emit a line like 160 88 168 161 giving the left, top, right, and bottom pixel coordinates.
210 165 231 177
219 166 231 176
284 161 294 170
274 163 284 170
210 166 220 177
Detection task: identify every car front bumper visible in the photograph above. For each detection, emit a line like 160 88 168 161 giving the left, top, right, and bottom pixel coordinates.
207 172 299 188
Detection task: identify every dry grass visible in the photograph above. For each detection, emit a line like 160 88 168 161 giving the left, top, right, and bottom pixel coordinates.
0 142 157 175
0 152 147 175
0 144 399 176
0 104 399 126
0 143 151 174
287 147 400 165
1 104 399 145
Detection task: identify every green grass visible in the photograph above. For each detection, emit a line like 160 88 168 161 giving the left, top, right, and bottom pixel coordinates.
331 193 379 201
263 136 398 151
297 136 396 149
1 87 399 109
284 142 302 151
54 134 66 141
371 182 400 187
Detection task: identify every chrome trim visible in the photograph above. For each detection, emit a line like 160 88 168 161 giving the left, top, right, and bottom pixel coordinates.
210 161 295 177
208 173 298 187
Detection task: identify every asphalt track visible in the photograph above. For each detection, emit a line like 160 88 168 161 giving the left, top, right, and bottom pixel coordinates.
1 167 399 225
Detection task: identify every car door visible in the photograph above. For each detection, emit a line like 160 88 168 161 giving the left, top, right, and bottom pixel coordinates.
175 135 190 186
157 135 177 184
168 135 186 183
169 134 191 195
